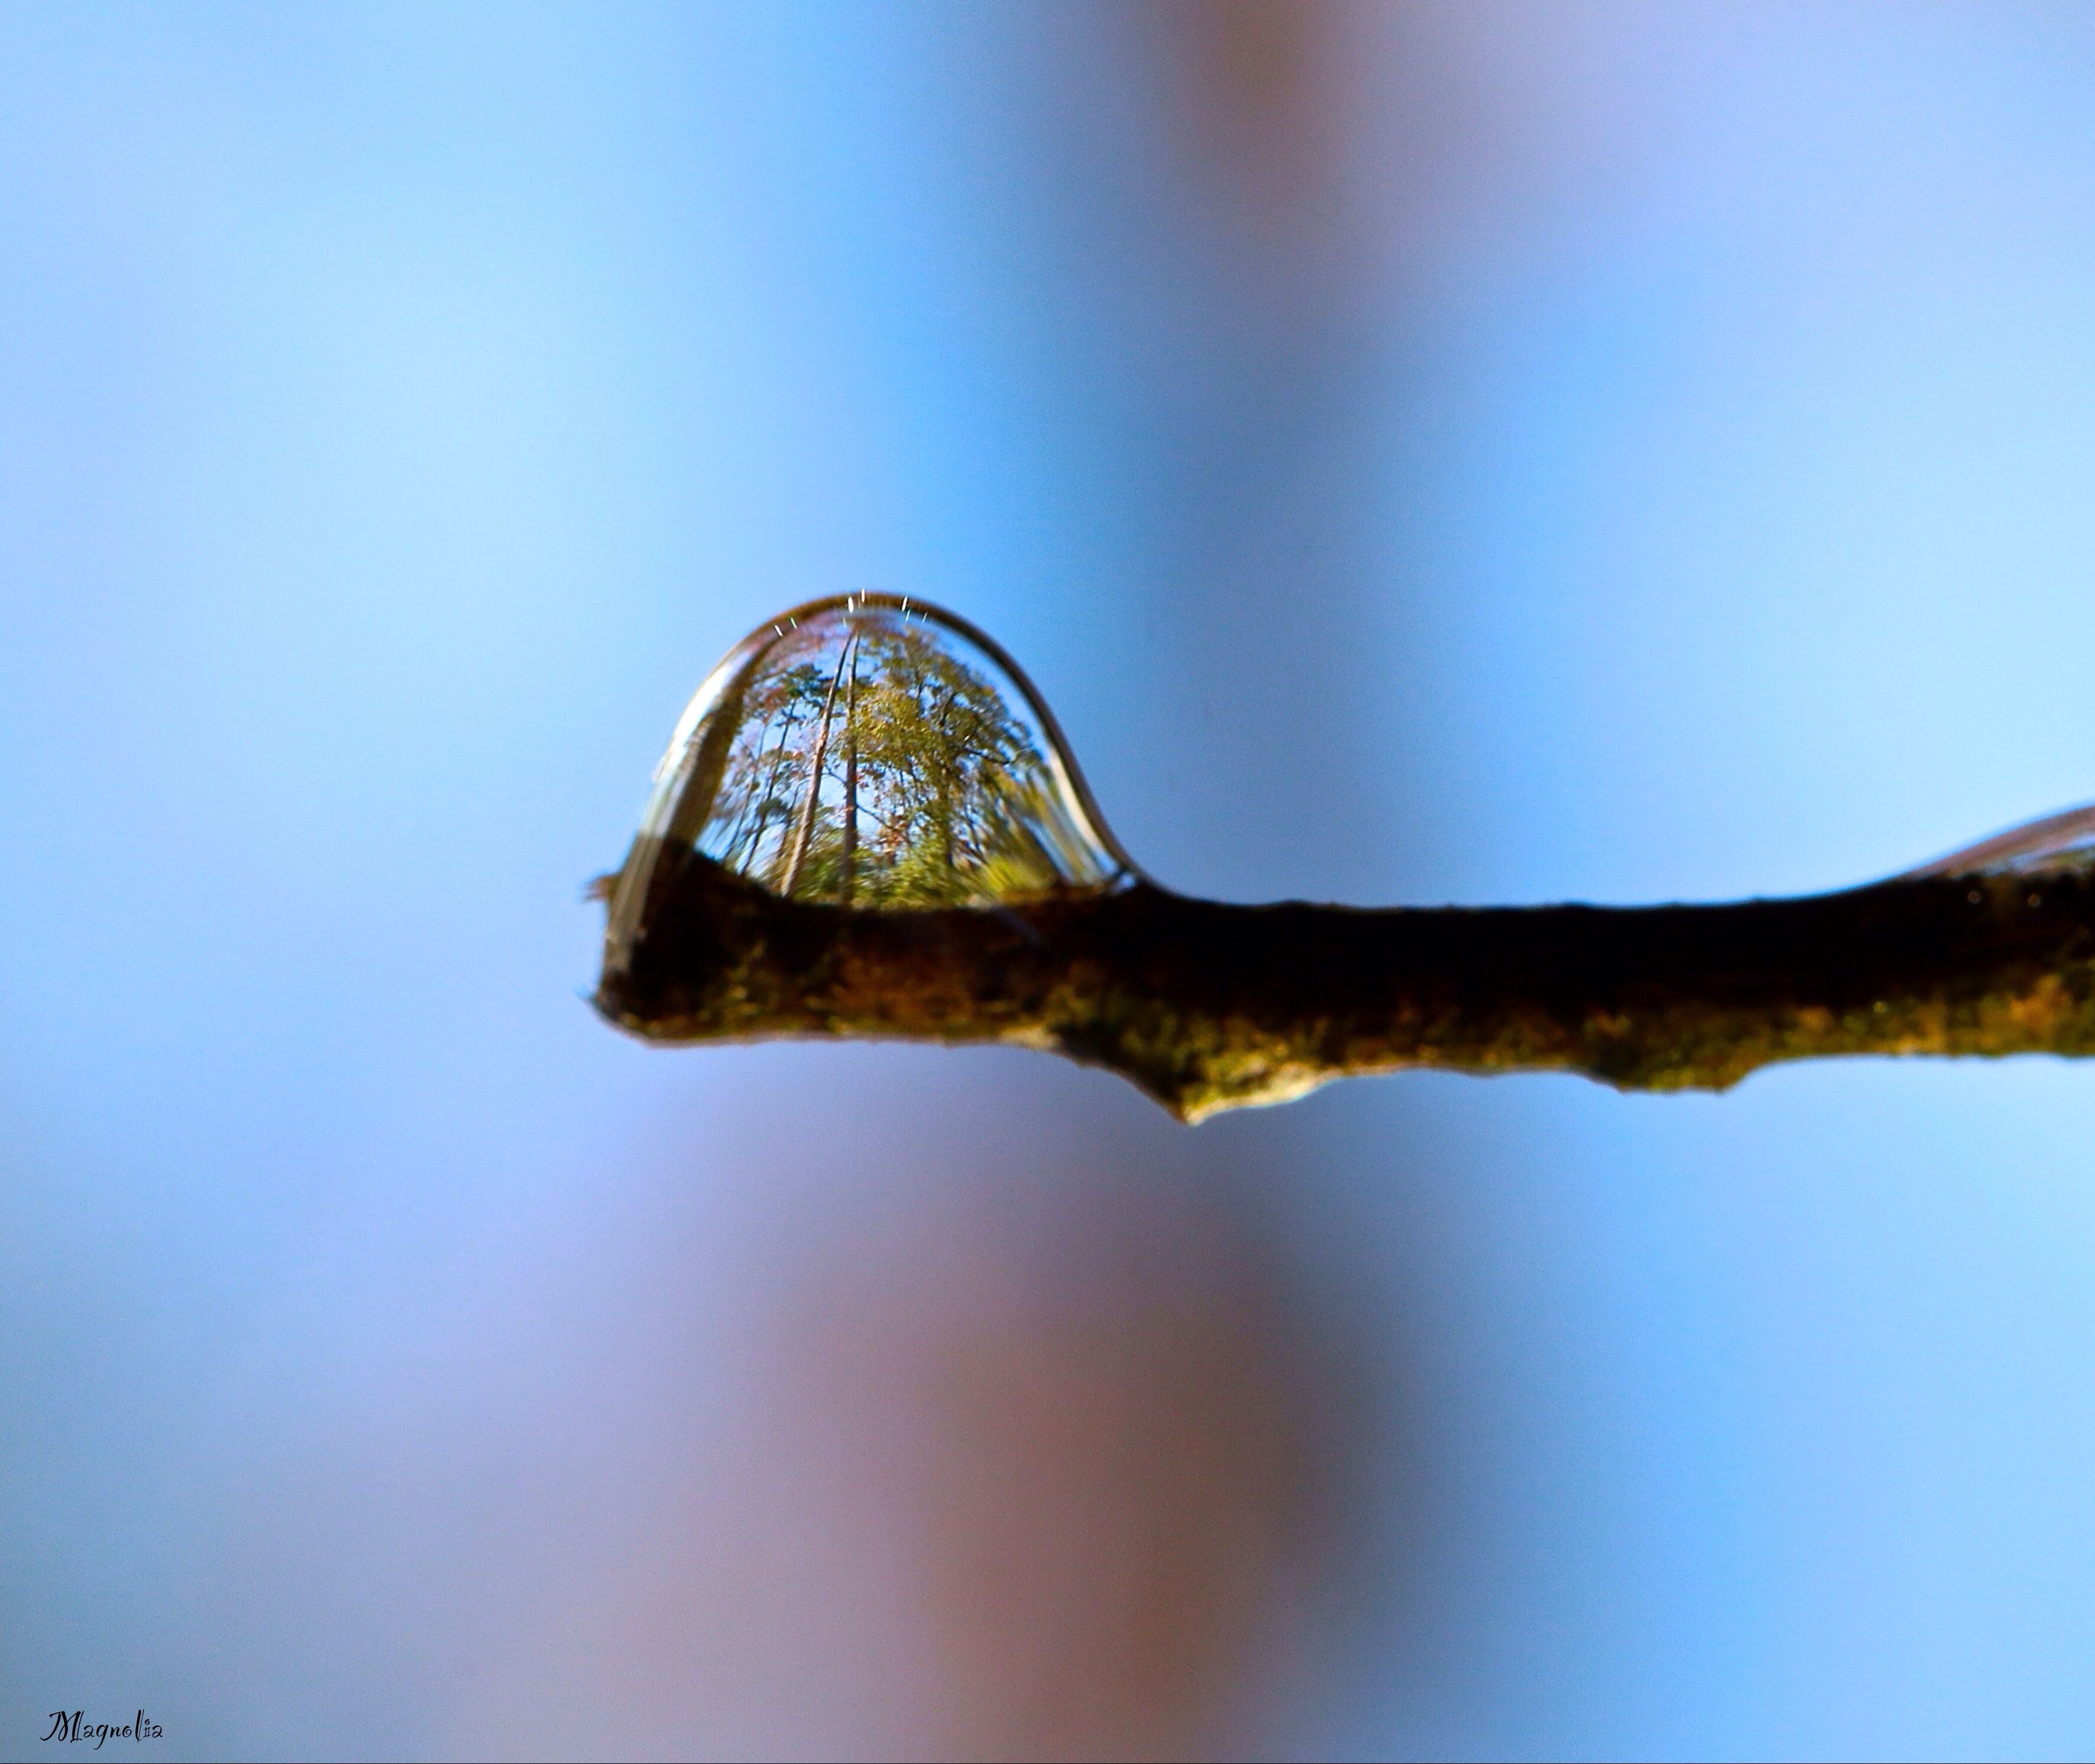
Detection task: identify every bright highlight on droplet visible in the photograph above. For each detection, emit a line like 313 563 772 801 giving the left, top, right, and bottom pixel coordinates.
618 594 1134 917
1902 801 2095 879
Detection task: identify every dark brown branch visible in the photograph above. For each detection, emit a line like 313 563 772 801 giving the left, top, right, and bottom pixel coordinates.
593 840 2095 1122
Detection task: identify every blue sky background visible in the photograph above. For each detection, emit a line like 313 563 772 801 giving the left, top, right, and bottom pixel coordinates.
8 5 2095 1759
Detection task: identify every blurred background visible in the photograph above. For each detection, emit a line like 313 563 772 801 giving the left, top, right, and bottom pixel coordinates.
8 4 2095 1757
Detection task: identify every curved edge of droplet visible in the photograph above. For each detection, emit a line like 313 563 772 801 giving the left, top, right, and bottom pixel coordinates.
600 620 791 983
1896 798 2095 880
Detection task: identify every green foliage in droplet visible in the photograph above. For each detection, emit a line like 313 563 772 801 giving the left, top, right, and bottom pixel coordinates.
695 617 1108 908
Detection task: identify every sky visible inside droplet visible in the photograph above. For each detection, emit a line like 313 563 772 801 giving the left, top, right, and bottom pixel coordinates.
8 6 2095 1759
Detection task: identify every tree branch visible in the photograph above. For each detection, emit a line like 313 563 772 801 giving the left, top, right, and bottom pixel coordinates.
594 841 2095 1121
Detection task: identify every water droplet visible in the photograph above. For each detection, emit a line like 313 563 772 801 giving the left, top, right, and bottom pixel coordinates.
605 595 1135 947
1900 801 2095 880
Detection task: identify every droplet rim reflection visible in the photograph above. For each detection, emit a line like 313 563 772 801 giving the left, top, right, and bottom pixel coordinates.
1898 799 2095 880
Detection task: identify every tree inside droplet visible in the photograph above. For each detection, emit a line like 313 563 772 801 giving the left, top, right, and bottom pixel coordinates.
621 596 1132 913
